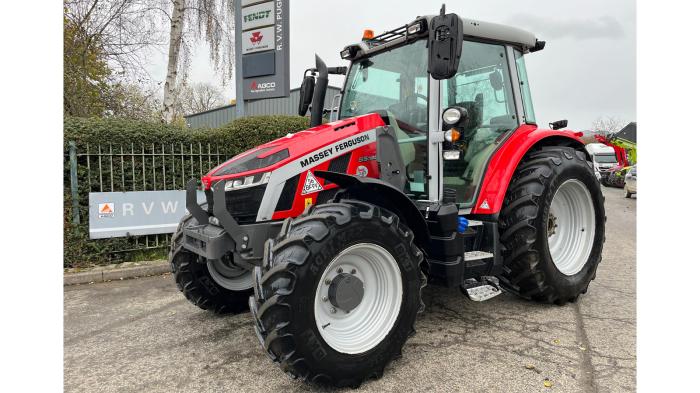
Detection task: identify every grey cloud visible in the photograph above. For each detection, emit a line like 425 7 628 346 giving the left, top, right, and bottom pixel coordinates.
509 14 625 40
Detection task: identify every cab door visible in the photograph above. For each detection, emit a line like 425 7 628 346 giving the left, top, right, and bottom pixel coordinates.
439 40 522 207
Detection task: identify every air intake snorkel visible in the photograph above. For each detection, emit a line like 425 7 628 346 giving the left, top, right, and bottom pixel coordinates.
310 55 328 127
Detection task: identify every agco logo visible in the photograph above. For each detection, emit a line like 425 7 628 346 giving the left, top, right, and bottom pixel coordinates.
250 31 263 44
250 80 276 92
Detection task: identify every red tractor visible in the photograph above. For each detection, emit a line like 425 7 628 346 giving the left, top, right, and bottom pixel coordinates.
169 6 605 388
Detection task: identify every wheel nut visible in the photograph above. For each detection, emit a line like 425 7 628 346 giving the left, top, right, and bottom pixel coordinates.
325 278 331 285
330 307 337 314
351 268 357 275
337 267 343 274
322 296 328 302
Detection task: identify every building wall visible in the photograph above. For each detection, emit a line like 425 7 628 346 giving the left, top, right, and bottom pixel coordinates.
185 86 341 128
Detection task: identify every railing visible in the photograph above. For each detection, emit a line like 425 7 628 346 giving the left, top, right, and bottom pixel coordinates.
66 141 233 254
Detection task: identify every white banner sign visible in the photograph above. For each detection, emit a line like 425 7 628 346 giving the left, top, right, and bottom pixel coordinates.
242 26 275 54
88 190 205 239
241 1 274 31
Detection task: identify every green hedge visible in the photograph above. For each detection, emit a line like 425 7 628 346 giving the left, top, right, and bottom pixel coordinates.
64 115 311 268
64 115 310 149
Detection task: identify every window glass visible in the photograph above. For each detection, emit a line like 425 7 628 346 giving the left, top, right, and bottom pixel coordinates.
440 41 518 206
514 50 536 124
340 40 430 199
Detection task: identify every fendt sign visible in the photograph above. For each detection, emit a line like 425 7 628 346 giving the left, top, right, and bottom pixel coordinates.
241 1 274 30
238 0 289 100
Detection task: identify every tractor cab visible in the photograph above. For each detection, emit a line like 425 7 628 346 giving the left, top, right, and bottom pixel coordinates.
303 9 544 210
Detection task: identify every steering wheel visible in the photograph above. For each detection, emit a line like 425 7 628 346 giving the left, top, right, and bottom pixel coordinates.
400 93 428 127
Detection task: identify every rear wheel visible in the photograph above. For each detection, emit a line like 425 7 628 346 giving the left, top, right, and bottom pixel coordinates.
249 200 425 388
624 184 632 198
499 146 606 304
169 207 252 314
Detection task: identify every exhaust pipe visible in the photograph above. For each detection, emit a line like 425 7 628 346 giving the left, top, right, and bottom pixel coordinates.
310 54 328 127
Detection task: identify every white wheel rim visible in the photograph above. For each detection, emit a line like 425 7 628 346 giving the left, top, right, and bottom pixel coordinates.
547 179 596 276
314 243 403 354
207 259 253 291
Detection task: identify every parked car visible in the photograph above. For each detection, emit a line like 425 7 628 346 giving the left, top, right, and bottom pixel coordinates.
624 165 637 198
585 143 619 176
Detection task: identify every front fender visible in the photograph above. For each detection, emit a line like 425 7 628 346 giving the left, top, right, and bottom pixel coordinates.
314 170 430 249
472 125 585 215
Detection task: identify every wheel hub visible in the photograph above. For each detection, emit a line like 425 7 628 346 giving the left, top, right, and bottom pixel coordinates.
328 273 364 313
547 179 596 276
547 214 558 237
314 243 403 354
206 257 253 291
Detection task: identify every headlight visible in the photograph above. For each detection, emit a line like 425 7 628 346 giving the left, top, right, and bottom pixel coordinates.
442 108 462 125
224 172 271 191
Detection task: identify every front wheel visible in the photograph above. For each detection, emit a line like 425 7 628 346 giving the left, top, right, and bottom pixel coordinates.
249 200 425 388
499 146 606 304
169 206 253 314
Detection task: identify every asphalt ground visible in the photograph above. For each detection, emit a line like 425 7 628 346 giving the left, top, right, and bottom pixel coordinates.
64 186 635 393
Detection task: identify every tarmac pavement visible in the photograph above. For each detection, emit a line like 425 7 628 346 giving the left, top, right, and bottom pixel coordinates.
64 186 635 393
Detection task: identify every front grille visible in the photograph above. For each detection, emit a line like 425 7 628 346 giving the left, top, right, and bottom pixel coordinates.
275 174 300 212
224 185 266 224
327 153 351 173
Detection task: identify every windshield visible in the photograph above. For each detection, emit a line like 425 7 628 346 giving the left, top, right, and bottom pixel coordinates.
340 39 429 131
595 154 618 164
340 39 431 199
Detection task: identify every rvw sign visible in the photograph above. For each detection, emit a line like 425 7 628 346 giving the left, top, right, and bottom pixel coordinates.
88 190 205 239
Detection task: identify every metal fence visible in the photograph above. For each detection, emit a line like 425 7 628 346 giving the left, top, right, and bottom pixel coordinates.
66 141 233 254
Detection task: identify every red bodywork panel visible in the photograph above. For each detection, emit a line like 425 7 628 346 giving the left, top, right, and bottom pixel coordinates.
201 115 584 220
269 142 379 220
471 124 585 216
201 113 385 220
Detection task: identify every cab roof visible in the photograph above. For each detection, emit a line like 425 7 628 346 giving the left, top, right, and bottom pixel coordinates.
452 16 538 52
344 15 542 60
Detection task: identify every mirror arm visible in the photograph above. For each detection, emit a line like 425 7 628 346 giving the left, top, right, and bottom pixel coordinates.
310 55 328 127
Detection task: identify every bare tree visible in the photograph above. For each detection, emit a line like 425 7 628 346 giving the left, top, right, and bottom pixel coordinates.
104 83 162 121
162 0 235 123
591 116 626 136
172 81 225 116
64 0 164 80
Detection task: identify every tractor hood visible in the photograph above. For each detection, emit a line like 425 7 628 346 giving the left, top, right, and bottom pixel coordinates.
201 113 386 187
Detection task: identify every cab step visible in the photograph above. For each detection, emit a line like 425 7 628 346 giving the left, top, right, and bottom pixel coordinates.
460 276 502 301
463 251 494 261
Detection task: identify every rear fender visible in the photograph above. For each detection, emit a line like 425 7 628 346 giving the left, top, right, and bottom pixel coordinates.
314 171 430 249
472 125 586 216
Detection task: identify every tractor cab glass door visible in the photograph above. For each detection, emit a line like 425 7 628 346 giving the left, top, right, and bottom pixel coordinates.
440 40 519 207
339 40 430 199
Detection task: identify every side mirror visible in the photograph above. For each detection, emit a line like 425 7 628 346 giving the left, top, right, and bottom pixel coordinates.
298 75 315 116
489 71 503 91
549 119 568 130
428 4 463 80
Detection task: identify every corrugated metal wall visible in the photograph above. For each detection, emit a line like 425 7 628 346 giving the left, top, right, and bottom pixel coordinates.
185 86 341 128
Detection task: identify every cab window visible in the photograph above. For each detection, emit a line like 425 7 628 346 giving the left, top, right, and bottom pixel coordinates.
440 40 518 206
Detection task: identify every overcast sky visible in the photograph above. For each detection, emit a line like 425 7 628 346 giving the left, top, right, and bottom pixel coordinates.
144 0 636 131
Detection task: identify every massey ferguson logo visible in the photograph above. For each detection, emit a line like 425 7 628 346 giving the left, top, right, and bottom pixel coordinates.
250 80 276 93
249 31 263 44
299 133 372 168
